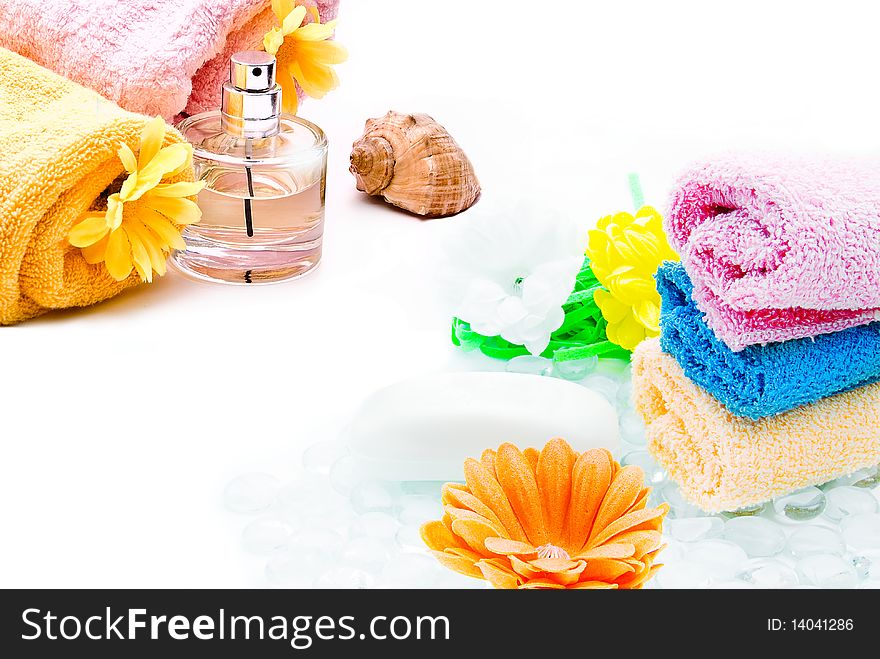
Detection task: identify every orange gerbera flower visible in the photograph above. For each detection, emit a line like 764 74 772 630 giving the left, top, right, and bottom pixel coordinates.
421 439 668 589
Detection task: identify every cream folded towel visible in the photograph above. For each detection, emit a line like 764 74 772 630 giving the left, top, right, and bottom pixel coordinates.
632 339 880 512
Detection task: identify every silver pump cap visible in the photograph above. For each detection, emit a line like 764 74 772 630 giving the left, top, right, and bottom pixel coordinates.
221 51 282 138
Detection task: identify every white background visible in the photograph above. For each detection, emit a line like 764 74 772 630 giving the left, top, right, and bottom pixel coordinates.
2 0 879 587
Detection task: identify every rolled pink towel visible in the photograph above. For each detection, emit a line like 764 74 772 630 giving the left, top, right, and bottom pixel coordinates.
0 0 339 120
666 153 880 351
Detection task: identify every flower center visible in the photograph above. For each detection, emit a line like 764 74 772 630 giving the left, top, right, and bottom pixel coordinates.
536 543 570 560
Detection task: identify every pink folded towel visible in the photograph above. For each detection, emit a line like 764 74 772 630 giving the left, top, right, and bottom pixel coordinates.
666 153 880 351
0 0 339 120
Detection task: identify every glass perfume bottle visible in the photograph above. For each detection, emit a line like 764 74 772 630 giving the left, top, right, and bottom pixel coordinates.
172 51 328 284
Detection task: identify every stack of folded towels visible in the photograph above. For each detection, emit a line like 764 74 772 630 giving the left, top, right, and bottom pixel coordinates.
632 153 880 512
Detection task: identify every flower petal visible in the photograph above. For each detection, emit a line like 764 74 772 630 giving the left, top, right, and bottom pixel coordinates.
450 518 503 556
271 0 295 21
281 5 307 34
148 181 205 198
104 228 133 281
567 449 613 553
263 26 285 55
68 213 110 248
139 208 186 251
441 484 506 532
138 115 167 170
569 580 619 589
483 537 537 557
463 458 529 544
536 438 575 542
117 143 138 174
420 520 465 552
476 559 520 589
588 504 669 549
147 195 202 225
588 465 645 544
81 233 109 264
579 558 635 582
277 63 299 114
495 443 548 547
429 550 482 580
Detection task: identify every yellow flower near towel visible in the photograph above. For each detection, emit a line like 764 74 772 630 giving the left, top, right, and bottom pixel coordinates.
587 206 678 351
68 116 204 283
263 0 348 115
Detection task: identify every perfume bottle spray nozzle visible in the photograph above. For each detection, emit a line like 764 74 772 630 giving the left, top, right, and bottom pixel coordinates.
221 51 282 139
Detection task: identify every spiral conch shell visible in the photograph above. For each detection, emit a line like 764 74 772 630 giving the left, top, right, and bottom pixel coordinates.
350 111 480 217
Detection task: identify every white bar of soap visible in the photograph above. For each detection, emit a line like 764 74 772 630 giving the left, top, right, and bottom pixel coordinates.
346 372 619 482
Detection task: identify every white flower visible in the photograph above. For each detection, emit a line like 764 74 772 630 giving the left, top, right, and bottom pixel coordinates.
443 204 586 356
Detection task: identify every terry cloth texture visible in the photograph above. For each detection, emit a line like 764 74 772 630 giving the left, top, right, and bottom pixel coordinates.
0 48 191 324
657 262 880 420
0 0 339 120
632 339 880 513
666 153 880 351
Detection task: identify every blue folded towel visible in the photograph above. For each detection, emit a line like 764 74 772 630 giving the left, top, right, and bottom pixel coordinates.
657 261 880 419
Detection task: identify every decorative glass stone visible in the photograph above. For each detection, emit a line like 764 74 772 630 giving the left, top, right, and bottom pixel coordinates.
349 480 397 515
736 558 799 588
722 502 766 518
823 465 880 490
659 483 702 519
328 455 368 496
581 374 619 402
723 516 787 557
616 380 634 410
288 527 344 554
552 355 597 381
400 481 446 497
787 526 845 558
796 554 859 588
381 553 443 588
314 566 376 589
618 410 647 445
266 547 334 587
851 555 872 580
711 580 755 589
350 512 400 541
823 486 878 521
302 440 348 476
506 355 553 376
395 525 424 552
241 517 299 555
396 495 443 526
654 562 713 589
840 513 880 551
223 473 281 514
686 539 749 580
621 451 666 485
340 536 391 574
666 517 724 543
773 487 826 521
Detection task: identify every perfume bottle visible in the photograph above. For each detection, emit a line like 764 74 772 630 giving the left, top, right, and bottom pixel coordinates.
172 51 328 284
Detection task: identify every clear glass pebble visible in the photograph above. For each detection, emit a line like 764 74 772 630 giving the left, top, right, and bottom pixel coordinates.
840 513 880 551
400 481 446 497
773 487 826 521
659 483 702 519
823 486 878 521
723 516 786 557
349 480 398 515
686 539 749 580
329 455 368 496
796 553 859 588
618 410 647 446
581 374 619 402
223 473 281 514
722 502 766 518
380 553 443 588
302 440 348 476
851 555 872 580
654 562 713 589
736 558 799 588
858 580 880 589
823 465 880 490
266 547 334 587
666 517 724 543
288 527 344 554
305 502 358 535
621 451 666 485
616 380 634 410
340 536 391 574
314 566 376 589
396 495 443 526
276 476 346 519
241 517 299 555
350 512 400 541
552 355 597 381
395 524 424 552
787 526 845 558
506 355 553 376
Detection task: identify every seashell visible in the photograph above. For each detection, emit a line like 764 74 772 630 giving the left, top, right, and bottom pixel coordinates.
349 111 480 217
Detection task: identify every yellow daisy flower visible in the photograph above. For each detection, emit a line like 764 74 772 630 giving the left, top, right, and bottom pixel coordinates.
587 206 678 351
263 0 347 115
69 116 204 282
